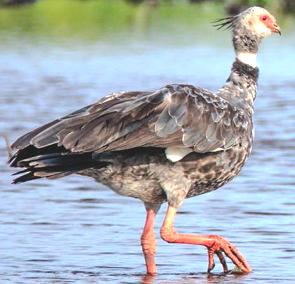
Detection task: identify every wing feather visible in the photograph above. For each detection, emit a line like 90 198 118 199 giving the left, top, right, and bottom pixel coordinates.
11 84 251 157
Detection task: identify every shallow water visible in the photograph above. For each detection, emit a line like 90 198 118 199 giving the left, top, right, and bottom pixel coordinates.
0 3 295 283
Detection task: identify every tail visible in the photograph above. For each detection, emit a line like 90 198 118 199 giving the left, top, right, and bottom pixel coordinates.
8 102 111 184
9 144 107 184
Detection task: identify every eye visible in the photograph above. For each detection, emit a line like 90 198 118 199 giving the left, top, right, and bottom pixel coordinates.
260 15 268 21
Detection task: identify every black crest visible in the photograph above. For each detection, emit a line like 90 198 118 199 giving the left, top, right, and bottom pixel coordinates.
212 16 237 31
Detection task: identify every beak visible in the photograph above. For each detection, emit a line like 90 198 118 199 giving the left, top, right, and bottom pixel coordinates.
272 23 281 35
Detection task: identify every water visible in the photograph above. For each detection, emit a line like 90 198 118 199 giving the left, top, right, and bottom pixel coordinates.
0 3 295 283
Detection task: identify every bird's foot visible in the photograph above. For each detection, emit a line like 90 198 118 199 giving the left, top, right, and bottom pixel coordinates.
206 235 251 274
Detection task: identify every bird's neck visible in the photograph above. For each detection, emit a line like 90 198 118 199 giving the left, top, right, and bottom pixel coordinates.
236 52 257 68
218 59 259 113
233 28 260 68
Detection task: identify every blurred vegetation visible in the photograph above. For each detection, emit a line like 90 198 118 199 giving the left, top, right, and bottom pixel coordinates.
0 0 223 39
0 0 292 41
0 0 295 13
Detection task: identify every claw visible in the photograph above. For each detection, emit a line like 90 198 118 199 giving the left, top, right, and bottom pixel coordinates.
207 261 215 273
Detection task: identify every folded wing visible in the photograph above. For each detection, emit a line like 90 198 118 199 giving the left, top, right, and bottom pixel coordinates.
11 84 251 157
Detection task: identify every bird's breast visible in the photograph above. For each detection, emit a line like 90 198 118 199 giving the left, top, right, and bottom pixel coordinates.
179 144 251 197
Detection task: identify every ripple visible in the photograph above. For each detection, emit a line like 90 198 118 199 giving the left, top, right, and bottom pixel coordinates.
243 211 293 216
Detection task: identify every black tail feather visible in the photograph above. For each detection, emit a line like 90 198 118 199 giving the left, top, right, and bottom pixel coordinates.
9 144 66 167
10 145 108 183
12 172 42 184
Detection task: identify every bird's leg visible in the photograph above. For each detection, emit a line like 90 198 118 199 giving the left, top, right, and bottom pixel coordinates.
141 205 158 275
160 206 252 274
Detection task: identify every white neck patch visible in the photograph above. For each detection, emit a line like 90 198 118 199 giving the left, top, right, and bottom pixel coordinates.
237 52 257 68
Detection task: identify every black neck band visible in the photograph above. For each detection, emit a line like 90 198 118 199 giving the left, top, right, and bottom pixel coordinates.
232 59 259 81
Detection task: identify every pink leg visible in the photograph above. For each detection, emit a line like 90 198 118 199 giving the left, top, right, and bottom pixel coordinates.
160 206 252 274
141 207 157 275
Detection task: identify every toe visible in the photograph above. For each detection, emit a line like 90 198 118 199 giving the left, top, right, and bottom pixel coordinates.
216 251 228 273
207 248 215 273
207 235 251 274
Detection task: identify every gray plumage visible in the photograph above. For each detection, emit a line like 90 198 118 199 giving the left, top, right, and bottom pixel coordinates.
9 6 282 273
9 6 280 214
9 58 258 208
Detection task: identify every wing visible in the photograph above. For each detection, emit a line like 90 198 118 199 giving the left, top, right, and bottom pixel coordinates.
11 84 251 155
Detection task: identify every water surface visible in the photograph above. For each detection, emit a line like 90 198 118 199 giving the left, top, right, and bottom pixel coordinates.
0 2 294 283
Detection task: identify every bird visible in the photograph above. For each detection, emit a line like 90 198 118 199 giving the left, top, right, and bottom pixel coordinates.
9 6 280 275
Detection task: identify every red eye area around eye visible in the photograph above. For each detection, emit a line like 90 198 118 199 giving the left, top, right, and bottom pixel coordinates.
260 15 268 21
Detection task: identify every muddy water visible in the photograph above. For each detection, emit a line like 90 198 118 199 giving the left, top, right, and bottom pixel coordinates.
0 16 294 284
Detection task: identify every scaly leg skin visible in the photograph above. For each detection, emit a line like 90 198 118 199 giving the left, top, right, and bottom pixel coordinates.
141 206 158 275
160 206 252 274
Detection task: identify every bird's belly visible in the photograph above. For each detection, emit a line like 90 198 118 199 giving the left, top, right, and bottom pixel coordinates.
79 145 250 204
80 162 166 204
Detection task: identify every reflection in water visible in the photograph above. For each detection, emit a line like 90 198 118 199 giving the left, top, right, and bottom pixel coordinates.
140 271 251 284
0 2 294 284
142 274 155 284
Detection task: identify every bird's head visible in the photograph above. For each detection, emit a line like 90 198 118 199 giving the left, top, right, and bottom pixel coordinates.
239 6 281 38
214 7 280 56
214 6 281 38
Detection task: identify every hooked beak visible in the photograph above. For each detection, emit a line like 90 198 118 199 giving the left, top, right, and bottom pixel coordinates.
272 23 281 35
